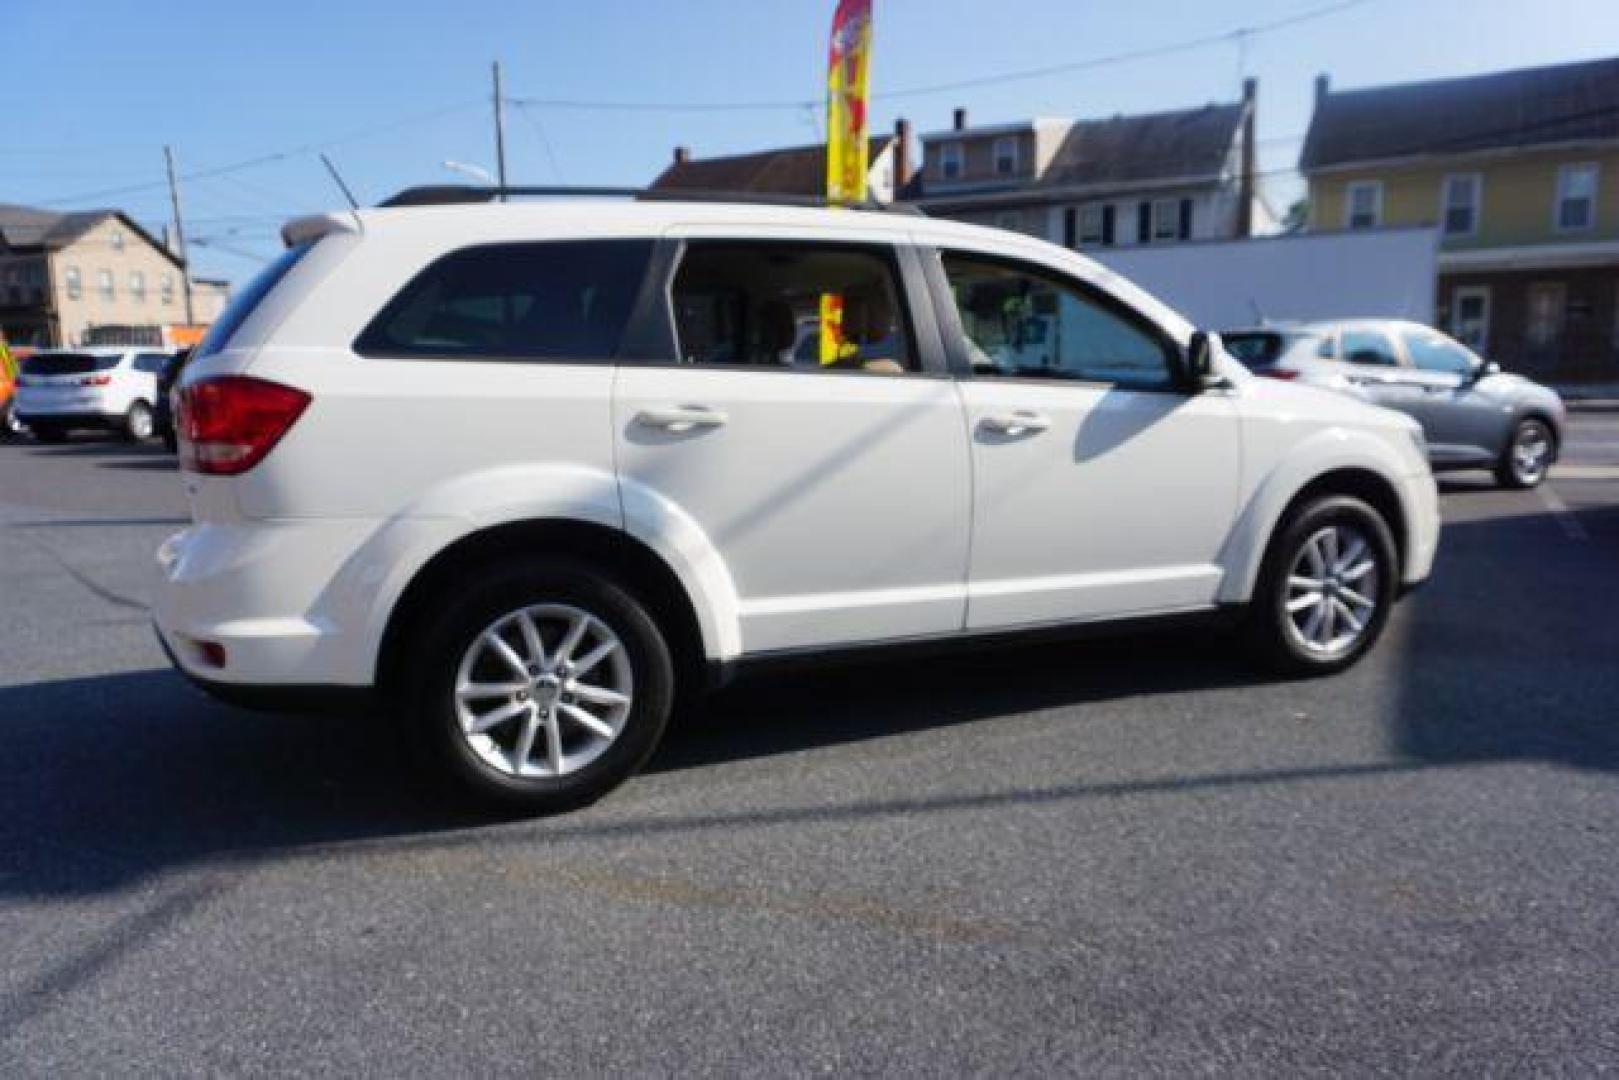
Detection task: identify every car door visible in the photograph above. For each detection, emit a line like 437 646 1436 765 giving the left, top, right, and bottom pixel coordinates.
1396 326 1502 464
613 233 971 655
930 247 1241 630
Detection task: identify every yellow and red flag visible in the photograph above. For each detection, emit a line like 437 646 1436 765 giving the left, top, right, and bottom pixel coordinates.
821 0 873 363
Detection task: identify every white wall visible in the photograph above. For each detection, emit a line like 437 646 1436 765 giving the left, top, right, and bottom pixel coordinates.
1091 227 1440 328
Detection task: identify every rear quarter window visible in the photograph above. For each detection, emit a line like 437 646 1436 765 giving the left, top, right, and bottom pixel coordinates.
354 240 653 361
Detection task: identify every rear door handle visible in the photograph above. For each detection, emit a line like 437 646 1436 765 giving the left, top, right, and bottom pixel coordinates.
635 405 729 432
980 410 1052 435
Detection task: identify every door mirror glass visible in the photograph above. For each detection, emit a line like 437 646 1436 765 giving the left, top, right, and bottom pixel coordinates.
1186 330 1214 384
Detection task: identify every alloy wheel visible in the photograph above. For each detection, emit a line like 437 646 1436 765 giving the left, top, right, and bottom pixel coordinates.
1283 524 1381 658
1510 422 1551 485
452 603 633 779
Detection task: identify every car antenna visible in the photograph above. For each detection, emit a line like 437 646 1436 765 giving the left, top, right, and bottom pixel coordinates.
320 153 364 233
1249 297 1265 325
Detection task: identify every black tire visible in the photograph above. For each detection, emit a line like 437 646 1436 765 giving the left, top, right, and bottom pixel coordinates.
123 401 155 443
162 430 178 454
30 423 67 444
1 401 20 440
399 559 676 814
1244 494 1398 677
1495 417 1553 489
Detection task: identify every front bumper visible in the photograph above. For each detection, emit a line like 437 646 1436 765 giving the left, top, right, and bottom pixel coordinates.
1399 468 1441 588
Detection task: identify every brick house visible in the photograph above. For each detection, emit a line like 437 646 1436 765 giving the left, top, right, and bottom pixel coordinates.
911 80 1267 248
0 204 229 348
1302 57 1619 382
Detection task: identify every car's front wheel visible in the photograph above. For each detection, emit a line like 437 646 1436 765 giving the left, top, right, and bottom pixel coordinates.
401 560 675 813
1245 494 1398 677
124 401 155 443
1496 417 1553 489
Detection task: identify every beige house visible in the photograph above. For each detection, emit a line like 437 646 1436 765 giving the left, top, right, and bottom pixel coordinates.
0 204 228 348
1302 57 1619 381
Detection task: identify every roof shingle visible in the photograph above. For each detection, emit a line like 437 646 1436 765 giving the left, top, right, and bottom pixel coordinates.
649 136 894 197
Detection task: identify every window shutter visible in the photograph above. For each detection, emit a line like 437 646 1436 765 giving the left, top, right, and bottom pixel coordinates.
1063 207 1077 249
1137 202 1150 244
1179 199 1193 241
1102 205 1115 246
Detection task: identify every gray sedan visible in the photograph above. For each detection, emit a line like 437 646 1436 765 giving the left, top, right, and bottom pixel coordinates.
1221 320 1566 488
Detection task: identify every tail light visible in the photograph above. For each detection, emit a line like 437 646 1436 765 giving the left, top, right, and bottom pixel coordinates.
1257 368 1300 381
178 376 311 476
78 375 112 387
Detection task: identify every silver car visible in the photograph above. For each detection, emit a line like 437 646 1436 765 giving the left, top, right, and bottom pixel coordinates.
1221 320 1566 489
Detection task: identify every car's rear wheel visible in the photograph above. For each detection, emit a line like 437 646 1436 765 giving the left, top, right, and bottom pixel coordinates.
1245 494 1397 676
124 401 154 443
401 560 675 813
1495 417 1553 489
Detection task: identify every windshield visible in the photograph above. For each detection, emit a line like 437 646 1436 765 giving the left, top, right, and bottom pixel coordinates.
23 353 122 377
194 241 314 360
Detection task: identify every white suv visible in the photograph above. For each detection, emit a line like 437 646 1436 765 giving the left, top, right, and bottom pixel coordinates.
154 190 1440 812
16 346 170 442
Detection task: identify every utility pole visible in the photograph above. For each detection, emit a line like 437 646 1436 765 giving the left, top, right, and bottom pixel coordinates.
492 60 508 196
163 145 196 326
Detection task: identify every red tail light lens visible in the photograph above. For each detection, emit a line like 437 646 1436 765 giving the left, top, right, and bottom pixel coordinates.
178 376 311 476
79 375 113 386
1258 368 1300 380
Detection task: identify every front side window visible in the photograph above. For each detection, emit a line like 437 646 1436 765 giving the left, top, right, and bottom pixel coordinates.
942 252 1175 390
65 266 81 300
1340 329 1400 366
1556 163 1598 232
993 136 1018 176
356 240 651 361
1401 329 1475 375
1346 181 1382 230
670 242 914 375
939 142 963 180
97 269 114 301
1442 174 1480 236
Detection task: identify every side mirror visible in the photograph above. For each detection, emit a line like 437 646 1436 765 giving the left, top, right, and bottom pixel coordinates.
1184 330 1217 388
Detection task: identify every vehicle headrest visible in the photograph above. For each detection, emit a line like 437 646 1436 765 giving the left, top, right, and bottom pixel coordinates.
840 286 893 345
757 299 797 355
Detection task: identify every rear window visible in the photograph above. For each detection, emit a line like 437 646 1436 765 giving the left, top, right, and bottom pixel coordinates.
194 241 315 361
354 240 653 361
24 352 121 376
1219 332 1285 367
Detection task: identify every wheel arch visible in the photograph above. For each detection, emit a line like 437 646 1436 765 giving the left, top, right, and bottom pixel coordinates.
376 519 712 697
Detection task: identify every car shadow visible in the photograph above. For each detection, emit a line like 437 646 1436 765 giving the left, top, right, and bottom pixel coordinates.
3 502 1615 902
96 458 177 471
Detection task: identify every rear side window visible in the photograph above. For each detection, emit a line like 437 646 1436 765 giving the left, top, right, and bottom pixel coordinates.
24 353 120 376
195 241 314 360
1220 332 1283 366
1340 330 1400 367
356 240 652 361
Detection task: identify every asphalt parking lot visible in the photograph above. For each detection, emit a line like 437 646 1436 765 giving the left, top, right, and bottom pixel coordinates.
3 414 1618 1075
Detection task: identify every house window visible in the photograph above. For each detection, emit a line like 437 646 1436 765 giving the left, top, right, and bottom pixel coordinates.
939 142 963 181
130 270 146 302
110 230 125 252
1346 181 1382 230
1450 285 1491 353
1527 283 1567 349
1556 163 1599 232
97 269 114 301
993 136 1018 177
161 274 175 306
65 266 82 300
1150 199 1179 243
1442 174 1481 236
1078 204 1107 246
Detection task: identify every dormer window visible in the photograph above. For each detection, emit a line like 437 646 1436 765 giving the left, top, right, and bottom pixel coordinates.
993 136 1018 177
940 142 963 181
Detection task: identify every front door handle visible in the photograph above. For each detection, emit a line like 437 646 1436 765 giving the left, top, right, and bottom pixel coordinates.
635 405 729 432
980 410 1052 436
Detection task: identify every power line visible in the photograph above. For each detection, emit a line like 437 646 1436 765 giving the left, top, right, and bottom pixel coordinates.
507 0 1376 114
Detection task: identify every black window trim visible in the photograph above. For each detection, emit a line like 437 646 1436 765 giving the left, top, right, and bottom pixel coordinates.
352 238 658 366
624 235 952 380
922 245 1193 395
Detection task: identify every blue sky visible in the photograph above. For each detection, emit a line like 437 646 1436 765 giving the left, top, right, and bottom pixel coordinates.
6 0 1617 285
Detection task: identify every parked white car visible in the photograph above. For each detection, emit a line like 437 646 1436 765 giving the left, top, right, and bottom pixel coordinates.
14 346 171 443
153 191 1440 812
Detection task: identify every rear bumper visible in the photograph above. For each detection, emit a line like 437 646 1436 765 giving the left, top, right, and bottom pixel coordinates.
15 409 123 427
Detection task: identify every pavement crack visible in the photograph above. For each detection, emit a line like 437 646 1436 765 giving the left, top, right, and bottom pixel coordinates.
11 530 147 612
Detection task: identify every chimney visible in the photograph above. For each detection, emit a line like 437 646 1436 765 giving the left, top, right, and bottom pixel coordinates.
673 146 691 165
1315 73 1330 104
952 107 968 131
893 118 914 190
1237 77 1258 238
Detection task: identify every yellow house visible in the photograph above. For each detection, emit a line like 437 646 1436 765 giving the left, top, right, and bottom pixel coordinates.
1302 58 1619 382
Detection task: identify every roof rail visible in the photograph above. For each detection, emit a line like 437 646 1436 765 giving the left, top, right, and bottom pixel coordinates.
377 184 926 215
